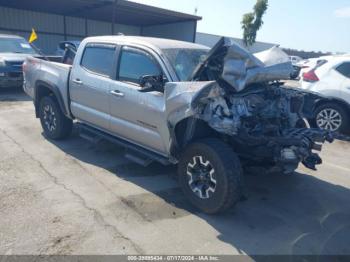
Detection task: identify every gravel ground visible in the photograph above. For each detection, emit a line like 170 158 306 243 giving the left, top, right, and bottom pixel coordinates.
0 87 350 256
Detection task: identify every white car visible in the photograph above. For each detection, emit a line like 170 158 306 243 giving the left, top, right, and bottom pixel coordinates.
297 56 333 79
288 56 303 79
297 58 317 78
299 55 350 133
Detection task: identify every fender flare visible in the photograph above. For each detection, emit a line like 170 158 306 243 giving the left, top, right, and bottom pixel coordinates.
314 96 350 113
34 80 68 118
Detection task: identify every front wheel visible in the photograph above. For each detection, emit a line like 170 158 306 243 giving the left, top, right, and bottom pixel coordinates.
314 103 349 133
178 138 243 214
39 96 73 140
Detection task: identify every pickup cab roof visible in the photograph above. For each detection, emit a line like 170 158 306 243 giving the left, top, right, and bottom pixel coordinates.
81 35 209 51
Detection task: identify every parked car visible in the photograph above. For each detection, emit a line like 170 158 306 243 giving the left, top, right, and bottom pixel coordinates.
0 34 39 88
300 55 350 133
291 65 301 80
23 36 332 214
289 56 303 79
297 56 333 79
296 58 314 78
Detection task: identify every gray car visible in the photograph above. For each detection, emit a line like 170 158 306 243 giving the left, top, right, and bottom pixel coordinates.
23 36 333 214
0 34 39 88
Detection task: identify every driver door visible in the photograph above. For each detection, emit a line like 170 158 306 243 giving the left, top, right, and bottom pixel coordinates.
109 46 169 155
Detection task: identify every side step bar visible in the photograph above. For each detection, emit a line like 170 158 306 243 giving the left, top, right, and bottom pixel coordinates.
77 123 171 166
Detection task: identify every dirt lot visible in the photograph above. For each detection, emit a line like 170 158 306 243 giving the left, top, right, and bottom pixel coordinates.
1 87 350 255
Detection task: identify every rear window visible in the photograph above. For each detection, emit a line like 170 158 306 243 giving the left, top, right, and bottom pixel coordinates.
315 59 328 68
336 62 350 78
309 59 328 72
81 45 115 76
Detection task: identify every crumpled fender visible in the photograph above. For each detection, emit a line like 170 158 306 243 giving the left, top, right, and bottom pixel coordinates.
164 81 217 126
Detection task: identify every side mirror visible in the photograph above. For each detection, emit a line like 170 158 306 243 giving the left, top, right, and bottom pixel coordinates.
139 74 166 93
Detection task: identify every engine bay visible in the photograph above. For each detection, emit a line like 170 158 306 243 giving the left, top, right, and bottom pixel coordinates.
198 83 333 173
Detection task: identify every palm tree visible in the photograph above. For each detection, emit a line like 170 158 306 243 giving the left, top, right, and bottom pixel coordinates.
241 0 268 46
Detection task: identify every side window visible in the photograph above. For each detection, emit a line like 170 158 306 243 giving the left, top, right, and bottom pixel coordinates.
118 47 162 84
336 62 350 78
81 45 115 76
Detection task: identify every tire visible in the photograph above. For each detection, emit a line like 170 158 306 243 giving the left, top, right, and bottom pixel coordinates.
39 96 73 140
178 138 243 214
314 103 349 133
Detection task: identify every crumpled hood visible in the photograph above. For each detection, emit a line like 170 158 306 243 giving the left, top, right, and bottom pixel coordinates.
191 37 293 92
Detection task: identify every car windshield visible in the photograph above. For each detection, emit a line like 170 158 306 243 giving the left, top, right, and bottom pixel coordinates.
0 38 37 54
162 48 209 81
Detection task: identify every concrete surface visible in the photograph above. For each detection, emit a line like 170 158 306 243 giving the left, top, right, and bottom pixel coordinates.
0 87 350 255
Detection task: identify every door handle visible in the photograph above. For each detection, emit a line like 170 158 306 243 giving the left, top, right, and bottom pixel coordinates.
110 90 124 97
72 78 83 85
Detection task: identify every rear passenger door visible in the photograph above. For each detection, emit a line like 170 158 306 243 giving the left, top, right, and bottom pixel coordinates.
108 46 170 155
70 43 116 130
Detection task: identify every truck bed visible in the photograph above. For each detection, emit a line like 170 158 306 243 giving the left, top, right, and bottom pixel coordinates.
23 57 72 117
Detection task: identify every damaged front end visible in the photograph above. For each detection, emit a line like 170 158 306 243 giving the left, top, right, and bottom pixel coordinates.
193 83 333 173
166 37 333 173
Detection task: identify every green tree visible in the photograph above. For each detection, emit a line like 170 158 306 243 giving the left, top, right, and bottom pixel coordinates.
241 0 268 46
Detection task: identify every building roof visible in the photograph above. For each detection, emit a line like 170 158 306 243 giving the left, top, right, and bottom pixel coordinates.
0 0 202 26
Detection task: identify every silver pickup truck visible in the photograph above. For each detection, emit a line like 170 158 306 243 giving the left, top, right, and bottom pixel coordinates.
23 36 332 214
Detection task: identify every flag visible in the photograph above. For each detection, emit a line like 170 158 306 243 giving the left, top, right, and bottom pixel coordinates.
29 28 37 43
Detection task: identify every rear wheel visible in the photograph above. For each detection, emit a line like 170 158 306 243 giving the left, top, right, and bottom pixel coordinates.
178 138 243 214
39 96 72 140
314 103 349 133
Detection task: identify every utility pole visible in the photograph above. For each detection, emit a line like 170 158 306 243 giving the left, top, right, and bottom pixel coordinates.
112 0 118 34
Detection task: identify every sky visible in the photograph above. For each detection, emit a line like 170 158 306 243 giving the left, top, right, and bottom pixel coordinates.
131 0 350 53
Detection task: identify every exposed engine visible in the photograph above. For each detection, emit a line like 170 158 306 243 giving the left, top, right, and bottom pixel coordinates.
199 83 333 173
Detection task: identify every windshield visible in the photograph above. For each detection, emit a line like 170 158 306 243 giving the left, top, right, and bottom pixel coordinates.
0 38 37 54
163 48 208 81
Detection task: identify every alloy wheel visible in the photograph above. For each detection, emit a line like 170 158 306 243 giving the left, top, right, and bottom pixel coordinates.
316 108 342 131
186 156 217 199
43 104 57 132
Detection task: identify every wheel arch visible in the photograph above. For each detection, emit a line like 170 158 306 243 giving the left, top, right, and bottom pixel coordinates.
315 98 350 115
34 80 68 118
171 117 220 158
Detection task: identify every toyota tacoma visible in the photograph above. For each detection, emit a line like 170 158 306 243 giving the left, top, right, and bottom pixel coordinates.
23 36 333 214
